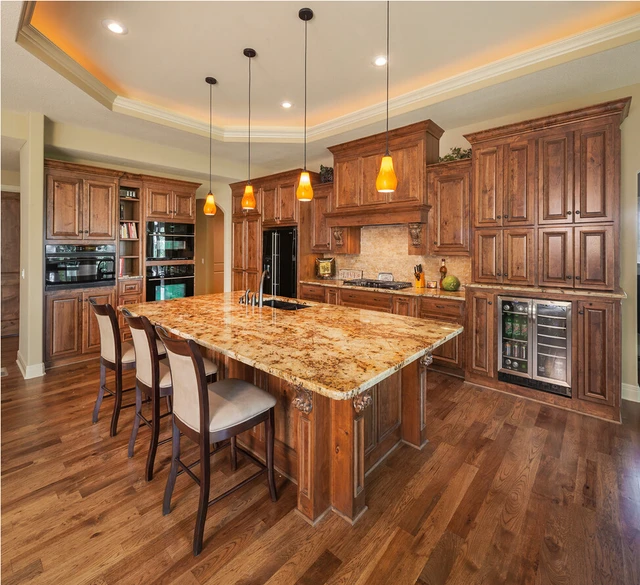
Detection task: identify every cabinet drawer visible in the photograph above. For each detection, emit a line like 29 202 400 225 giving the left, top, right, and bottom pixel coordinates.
340 290 392 312
299 284 326 302
419 298 464 321
118 279 142 295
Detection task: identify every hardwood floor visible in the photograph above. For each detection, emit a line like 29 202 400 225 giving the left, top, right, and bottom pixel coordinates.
2 335 639 585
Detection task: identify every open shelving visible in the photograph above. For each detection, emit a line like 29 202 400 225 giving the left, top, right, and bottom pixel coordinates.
118 183 143 278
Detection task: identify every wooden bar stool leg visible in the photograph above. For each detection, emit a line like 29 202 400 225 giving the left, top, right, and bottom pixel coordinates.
266 408 277 502
92 363 107 424
230 436 238 471
163 420 180 515
146 393 161 481
128 383 142 457
110 366 123 437
193 437 211 556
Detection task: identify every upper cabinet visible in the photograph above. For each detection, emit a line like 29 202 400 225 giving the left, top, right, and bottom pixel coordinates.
262 181 299 226
145 181 197 223
46 162 119 242
327 121 443 227
466 97 630 292
427 159 471 256
310 183 333 253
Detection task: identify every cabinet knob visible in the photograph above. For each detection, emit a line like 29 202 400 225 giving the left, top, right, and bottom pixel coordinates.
575 210 580 215
503 214 509 219
488 301 493 305
578 310 584 315
576 276 581 280
497 215 501 219
566 275 572 279
504 273 508 278
497 272 502 276
566 211 572 215
433 241 437 245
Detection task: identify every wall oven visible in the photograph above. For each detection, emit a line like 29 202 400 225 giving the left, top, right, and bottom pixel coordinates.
146 222 195 261
497 296 572 398
45 244 116 290
146 264 194 302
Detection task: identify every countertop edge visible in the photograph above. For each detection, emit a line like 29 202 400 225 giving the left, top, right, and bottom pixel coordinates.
299 280 466 301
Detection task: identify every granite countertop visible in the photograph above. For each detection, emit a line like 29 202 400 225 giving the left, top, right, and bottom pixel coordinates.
300 279 466 301
122 293 463 400
466 283 627 300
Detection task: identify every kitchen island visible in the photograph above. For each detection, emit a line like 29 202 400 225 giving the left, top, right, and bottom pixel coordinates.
124 293 463 524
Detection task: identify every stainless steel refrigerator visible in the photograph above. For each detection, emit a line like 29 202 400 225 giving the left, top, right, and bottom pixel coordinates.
497 296 572 397
262 227 297 299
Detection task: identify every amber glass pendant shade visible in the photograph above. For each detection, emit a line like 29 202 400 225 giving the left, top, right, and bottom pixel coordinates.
376 155 398 193
296 171 314 201
241 184 256 210
203 191 217 215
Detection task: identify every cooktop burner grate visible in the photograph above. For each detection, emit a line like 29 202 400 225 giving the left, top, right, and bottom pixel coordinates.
342 279 413 290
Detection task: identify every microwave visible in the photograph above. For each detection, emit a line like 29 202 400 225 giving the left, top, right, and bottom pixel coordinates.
45 244 116 290
146 222 195 261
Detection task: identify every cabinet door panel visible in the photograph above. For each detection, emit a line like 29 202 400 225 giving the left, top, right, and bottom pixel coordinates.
432 336 461 368
503 140 535 225
46 174 83 240
474 230 502 283
311 187 332 252
574 225 614 290
334 158 360 209
173 190 195 222
46 294 82 361
428 165 470 255
261 186 278 225
388 143 422 203
376 372 401 441
392 296 414 317
82 289 114 355
577 301 615 406
244 215 262 273
146 186 172 220
232 270 245 292
467 291 494 378
278 183 298 224
473 146 503 227
84 179 117 239
575 122 615 223
538 227 574 288
325 288 339 305
360 153 386 206
538 132 573 224
503 228 535 286
232 219 245 271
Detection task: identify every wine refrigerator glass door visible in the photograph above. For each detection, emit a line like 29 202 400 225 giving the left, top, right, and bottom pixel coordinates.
498 296 533 379
532 301 572 388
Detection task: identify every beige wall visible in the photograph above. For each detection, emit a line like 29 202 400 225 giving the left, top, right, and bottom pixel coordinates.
1 169 20 188
439 84 640 392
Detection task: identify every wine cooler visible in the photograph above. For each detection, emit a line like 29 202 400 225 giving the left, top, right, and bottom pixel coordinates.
497 297 572 398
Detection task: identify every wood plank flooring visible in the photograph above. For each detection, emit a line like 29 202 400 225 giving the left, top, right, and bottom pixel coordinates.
2 336 640 585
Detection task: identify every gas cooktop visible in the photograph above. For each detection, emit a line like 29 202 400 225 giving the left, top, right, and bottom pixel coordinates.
342 279 413 290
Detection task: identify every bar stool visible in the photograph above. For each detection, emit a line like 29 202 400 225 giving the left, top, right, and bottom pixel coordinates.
123 310 218 481
90 301 144 436
157 327 277 556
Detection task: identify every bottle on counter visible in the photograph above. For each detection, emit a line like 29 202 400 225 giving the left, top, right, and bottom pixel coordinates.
439 259 447 289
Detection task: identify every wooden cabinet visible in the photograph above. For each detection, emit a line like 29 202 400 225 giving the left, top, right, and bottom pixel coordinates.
46 168 117 241
232 215 262 291
45 285 115 367
474 228 535 285
339 289 392 312
392 296 416 317
427 160 471 256
466 290 495 378
538 224 614 291
299 283 326 303
334 158 360 210
310 183 332 252
538 130 574 224
576 300 619 407
117 279 143 342
418 297 465 375
325 288 339 305
262 182 299 226
145 183 196 223
473 145 503 227
474 229 502 283
331 227 361 255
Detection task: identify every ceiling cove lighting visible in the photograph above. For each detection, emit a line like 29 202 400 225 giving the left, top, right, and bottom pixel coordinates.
241 48 257 211
203 76 217 216
281 101 293 109
376 0 398 194
374 56 387 67
296 7 314 203
102 19 127 34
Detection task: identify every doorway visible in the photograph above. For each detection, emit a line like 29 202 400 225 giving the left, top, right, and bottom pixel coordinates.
1 191 20 337
195 204 225 295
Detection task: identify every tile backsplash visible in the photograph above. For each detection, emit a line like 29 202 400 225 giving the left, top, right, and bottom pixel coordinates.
325 225 472 285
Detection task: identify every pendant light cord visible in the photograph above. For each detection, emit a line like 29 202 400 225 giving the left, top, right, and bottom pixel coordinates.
385 0 390 156
209 82 212 192
248 55 252 183
303 18 308 171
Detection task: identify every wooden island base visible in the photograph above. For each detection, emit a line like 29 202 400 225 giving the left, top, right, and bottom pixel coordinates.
202 348 431 524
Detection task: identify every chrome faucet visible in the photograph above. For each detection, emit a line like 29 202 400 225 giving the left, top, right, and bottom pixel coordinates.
258 266 270 308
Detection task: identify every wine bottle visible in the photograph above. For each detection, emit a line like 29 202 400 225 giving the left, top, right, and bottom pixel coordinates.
439 259 447 289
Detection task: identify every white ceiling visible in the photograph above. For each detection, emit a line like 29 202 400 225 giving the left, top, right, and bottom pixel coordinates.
2 1 640 179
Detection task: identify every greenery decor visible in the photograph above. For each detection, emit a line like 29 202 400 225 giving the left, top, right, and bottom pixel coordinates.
439 147 472 162
320 164 334 183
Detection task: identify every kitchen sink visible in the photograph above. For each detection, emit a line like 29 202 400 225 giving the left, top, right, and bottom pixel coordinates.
262 299 311 311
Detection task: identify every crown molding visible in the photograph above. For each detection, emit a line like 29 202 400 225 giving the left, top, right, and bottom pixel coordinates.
16 6 640 143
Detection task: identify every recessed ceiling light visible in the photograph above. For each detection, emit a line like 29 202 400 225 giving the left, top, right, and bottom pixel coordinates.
281 101 293 109
374 56 387 67
102 19 127 34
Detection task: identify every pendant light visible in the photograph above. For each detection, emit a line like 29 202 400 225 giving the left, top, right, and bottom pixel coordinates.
376 0 398 193
296 7 314 202
203 76 218 215
241 48 257 211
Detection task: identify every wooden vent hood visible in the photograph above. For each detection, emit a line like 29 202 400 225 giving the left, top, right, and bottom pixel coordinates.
324 120 443 229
